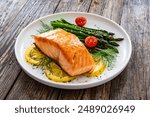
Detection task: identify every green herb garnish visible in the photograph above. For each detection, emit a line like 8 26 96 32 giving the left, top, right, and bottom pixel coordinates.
37 20 53 34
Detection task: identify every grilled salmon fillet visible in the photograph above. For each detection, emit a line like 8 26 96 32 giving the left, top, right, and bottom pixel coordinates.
34 29 95 76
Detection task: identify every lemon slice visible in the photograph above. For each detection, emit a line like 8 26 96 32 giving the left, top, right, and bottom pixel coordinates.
25 44 50 65
45 62 75 82
25 44 40 65
50 62 63 77
85 60 106 77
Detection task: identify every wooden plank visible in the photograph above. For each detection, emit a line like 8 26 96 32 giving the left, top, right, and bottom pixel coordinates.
0 0 28 36
0 0 28 99
6 0 92 100
55 0 92 12
80 84 111 100
1 0 60 99
145 0 150 99
80 0 124 100
57 89 85 100
109 0 148 99
6 71 56 100
89 0 124 24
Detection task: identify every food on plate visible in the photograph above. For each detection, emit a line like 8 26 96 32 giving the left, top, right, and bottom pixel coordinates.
25 44 51 66
34 29 95 76
49 18 123 67
25 17 124 82
45 62 75 82
75 17 87 27
84 36 98 48
85 60 106 77
25 44 42 65
25 44 105 82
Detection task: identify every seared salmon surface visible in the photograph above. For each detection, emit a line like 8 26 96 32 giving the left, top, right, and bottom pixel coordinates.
34 29 95 76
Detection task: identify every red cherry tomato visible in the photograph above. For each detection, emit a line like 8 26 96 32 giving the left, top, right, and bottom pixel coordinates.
85 36 98 48
75 17 87 27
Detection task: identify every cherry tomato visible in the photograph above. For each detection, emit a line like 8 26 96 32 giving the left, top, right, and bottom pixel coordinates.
75 17 87 27
85 36 98 48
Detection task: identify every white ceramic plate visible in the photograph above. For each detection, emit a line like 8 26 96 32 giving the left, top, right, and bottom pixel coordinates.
15 12 132 89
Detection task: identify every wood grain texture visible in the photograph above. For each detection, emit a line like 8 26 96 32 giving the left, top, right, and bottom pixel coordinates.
0 0 28 99
6 71 57 100
109 0 148 99
1 0 149 100
55 0 92 12
0 0 28 36
144 0 150 99
0 0 60 99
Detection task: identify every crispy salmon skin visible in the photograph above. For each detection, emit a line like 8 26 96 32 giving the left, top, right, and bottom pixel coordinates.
34 29 95 76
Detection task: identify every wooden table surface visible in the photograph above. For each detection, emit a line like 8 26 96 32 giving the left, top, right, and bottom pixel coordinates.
0 0 150 100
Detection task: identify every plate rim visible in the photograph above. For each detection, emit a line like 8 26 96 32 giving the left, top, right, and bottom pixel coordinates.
15 12 132 89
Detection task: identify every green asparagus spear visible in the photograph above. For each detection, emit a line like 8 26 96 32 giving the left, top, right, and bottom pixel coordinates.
61 28 89 38
51 20 124 42
60 18 114 36
108 41 120 46
51 21 103 38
